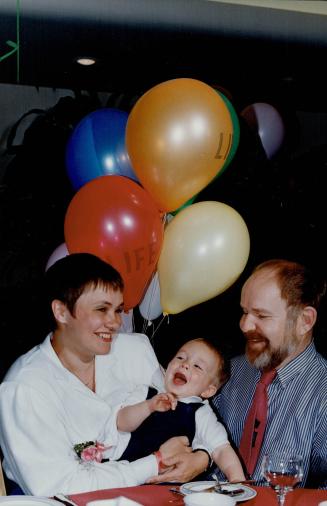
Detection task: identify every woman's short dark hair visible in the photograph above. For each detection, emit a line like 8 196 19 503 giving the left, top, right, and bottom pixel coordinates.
44 253 124 327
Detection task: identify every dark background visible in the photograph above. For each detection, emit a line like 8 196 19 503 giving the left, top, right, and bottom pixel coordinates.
1 0 327 378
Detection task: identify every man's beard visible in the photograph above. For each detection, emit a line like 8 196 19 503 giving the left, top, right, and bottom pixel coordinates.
252 344 286 370
245 327 298 370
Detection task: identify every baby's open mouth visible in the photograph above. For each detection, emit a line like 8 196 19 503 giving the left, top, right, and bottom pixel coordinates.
173 372 187 385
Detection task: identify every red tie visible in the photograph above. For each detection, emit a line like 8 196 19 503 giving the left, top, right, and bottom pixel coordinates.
239 369 276 475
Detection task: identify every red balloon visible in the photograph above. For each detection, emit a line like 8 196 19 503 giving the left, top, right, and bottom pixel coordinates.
64 175 164 310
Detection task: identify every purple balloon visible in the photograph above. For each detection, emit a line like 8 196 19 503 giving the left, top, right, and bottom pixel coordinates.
241 102 285 159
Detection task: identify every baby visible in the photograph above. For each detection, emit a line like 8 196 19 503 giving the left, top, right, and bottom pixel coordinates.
117 338 245 482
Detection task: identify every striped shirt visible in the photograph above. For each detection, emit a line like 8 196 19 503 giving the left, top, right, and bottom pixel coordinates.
212 342 327 489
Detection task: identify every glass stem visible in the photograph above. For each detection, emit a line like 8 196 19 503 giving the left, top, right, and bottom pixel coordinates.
277 491 286 506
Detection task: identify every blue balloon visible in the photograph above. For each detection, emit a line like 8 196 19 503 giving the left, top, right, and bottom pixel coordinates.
65 108 139 190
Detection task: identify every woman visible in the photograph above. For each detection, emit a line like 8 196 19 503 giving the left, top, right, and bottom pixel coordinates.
0 253 207 496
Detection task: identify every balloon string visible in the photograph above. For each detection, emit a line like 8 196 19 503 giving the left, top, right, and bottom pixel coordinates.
142 316 149 334
150 313 168 344
142 314 153 334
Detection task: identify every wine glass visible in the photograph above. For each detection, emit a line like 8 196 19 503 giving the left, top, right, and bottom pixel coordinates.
262 453 304 505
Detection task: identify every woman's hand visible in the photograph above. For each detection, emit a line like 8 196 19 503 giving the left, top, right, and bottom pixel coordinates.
151 436 191 476
147 438 209 483
159 435 191 461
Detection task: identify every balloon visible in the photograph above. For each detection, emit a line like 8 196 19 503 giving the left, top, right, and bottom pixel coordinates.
126 78 233 212
120 309 134 333
171 93 240 216
158 201 250 314
216 91 240 175
139 271 162 321
64 175 164 310
241 102 285 159
66 108 139 191
171 195 197 216
45 242 69 271
164 213 174 226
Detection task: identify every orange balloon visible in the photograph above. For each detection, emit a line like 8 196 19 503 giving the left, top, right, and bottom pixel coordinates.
64 175 164 310
126 78 233 212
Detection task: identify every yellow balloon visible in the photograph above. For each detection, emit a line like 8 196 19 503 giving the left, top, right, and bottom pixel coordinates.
126 78 233 212
158 201 250 314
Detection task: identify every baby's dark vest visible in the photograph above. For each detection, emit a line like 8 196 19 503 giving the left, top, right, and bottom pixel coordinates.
119 387 203 462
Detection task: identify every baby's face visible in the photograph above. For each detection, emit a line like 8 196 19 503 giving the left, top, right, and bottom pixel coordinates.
165 340 220 399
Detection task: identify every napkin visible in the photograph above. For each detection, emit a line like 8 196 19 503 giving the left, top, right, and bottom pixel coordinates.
86 497 142 506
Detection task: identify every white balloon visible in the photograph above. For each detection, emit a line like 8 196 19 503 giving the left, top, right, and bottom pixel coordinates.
120 309 134 333
139 271 162 320
45 242 69 271
165 213 174 225
158 201 250 314
241 102 285 159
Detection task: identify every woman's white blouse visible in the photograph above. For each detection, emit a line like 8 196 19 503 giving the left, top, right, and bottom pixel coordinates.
0 332 164 496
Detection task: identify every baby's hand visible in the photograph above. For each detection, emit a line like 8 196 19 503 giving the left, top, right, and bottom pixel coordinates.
149 392 177 413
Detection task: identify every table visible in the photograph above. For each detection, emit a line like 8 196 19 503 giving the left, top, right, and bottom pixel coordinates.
70 484 327 506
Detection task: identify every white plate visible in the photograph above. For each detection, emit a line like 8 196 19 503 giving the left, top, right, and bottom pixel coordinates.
0 497 59 506
87 499 141 506
180 481 257 502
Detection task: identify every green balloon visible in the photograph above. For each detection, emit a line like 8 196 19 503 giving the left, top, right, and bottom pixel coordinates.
171 195 197 216
215 90 240 177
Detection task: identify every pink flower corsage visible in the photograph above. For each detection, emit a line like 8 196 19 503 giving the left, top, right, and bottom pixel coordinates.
74 441 111 463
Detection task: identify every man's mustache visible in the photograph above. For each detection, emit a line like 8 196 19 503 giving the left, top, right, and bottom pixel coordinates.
244 330 268 343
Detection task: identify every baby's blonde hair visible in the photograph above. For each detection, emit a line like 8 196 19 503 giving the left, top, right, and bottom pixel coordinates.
188 338 230 388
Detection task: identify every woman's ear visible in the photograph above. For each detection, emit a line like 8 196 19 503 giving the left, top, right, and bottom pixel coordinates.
200 383 218 399
51 299 69 325
299 306 317 335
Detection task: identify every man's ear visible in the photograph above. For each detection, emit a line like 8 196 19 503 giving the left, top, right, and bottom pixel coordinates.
51 299 69 324
201 383 218 399
298 306 317 336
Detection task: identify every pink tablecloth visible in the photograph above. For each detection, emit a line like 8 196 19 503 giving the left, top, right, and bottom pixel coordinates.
70 484 327 506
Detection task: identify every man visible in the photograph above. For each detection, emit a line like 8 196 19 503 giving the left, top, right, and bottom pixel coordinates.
213 259 327 489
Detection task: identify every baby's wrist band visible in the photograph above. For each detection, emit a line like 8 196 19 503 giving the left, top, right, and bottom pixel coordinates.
153 450 165 472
